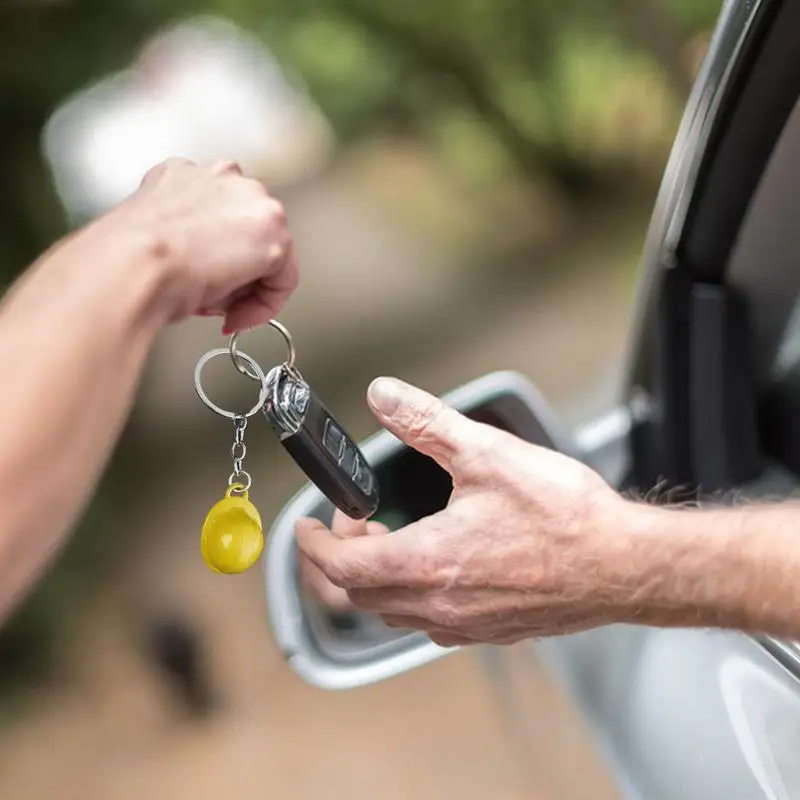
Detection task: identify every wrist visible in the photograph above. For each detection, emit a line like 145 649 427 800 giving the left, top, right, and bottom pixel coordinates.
67 208 185 331
600 500 748 629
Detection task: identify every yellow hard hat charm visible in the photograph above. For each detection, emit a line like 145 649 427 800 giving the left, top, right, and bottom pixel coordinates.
201 484 264 574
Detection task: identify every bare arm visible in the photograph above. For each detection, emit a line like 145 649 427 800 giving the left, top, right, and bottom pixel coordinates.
0 158 297 622
0 219 168 618
622 501 800 638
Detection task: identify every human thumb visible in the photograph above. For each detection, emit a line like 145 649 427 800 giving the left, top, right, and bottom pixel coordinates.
366 377 480 473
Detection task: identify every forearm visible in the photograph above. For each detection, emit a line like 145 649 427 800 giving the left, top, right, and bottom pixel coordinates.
0 216 171 620
614 500 800 638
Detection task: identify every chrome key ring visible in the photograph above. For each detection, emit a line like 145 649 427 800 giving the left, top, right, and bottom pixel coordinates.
195 348 268 419
229 319 298 381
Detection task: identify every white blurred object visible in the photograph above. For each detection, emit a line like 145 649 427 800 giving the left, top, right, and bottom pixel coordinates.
42 15 335 223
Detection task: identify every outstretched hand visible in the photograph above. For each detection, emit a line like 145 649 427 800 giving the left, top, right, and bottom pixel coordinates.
296 378 634 647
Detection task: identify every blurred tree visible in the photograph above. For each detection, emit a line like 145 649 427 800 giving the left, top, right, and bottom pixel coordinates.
245 0 722 199
0 0 201 271
0 0 722 268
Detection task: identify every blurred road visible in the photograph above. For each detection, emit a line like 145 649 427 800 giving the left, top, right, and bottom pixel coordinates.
0 152 643 800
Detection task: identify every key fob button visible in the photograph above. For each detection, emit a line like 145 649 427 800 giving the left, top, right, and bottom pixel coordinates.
338 441 357 475
264 364 379 519
281 379 309 416
352 454 374 495
323 418 345 459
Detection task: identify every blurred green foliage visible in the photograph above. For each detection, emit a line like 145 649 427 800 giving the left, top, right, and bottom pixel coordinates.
0 0 721 266
0 0 721 693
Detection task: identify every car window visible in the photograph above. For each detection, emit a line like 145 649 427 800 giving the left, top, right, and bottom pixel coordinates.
761 302 800 477
772 302 800 382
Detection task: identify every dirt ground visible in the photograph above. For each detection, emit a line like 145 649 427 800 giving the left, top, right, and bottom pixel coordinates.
0 153 643 800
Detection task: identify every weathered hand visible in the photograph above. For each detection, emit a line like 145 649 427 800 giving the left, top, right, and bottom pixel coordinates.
299 510 390 614
105 157 297 332
296 377 636 647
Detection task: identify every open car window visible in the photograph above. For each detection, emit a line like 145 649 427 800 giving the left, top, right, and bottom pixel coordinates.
717 92 800 478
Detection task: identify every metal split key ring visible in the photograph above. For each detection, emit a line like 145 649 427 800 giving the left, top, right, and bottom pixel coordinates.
194 348 268 419
229 319 298 382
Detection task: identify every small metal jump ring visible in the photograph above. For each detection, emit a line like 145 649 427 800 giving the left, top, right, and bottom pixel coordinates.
229 319 297 381
228 470 253 493
194 348 267 419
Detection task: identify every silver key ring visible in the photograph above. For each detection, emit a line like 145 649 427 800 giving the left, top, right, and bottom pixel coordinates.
195 348 267 419
229 319 297 382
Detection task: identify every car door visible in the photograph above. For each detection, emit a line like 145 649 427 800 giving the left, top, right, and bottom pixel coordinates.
265 1 800 797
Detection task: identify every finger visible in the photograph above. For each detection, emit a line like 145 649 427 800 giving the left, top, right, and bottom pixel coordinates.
348 586 429 615
257 240 299 310
222 247 298 334
429 633 472 648
140 157 195 186
380 610 524 645
330 510 391 539
366 520 392 536
366 377 492 477
295 516 420 589
298 555 354 613
381 613 435 630
211 159 243 176
331 509 369 539
222 291 272 334
378 614 469 645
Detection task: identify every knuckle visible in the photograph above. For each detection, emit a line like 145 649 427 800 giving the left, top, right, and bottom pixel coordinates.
402 398 447 447
140 162 165 186
271 199 287 224
453 423 501 478
163 156 194 172
323 558 352 589
212 158 241 175
253 195 284 228
417 550 445 589
141 157 193 185
326 550 376 590
266 228 292 265
372 546 402 578
282 250 300 289
266 240 287 264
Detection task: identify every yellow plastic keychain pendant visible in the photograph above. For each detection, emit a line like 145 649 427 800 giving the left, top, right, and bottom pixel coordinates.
201 484 264 574
194 346 270 575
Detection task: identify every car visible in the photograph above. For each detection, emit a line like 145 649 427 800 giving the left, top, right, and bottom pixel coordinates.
263 0 800 797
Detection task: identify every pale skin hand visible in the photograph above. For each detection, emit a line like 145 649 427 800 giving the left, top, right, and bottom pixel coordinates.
0 158 297 623
296 377 800 646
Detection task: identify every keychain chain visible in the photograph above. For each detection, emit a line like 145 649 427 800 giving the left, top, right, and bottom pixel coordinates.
229 415 251 492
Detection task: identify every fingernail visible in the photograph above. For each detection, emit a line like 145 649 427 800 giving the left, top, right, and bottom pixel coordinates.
196 309 212 317
222 325 233 335
368 377 404 417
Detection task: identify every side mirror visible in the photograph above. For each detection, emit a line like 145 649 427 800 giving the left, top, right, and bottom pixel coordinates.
264 371 578 690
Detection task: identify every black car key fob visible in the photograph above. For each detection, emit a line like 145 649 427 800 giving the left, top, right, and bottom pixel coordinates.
263 364 380 520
